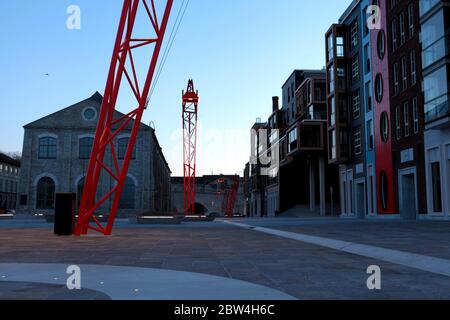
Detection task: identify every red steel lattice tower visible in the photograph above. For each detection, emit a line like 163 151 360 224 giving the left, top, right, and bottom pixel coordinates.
182 80 199 214
75 0 173 236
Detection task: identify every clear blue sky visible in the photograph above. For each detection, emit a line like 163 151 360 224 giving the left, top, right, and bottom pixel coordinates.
0 0 351 176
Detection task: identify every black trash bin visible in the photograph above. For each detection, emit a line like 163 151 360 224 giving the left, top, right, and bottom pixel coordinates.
54 193 76 236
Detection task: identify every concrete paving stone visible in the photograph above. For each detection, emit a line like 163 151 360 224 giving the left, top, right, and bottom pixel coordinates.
1 220 450 299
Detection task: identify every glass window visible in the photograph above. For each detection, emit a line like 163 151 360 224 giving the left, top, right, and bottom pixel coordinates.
117 137 136 160
401 56 408 91
353 91 361 119
408 3 415 38
336 37 345 57
395 106 401 140
393 63 399 95
375 73 383 103
327 34 334 61
366 81 372 111
351 20 359 48
377 30 386 59
412 97 419 134
119 177 136 209
380 111 389 142
420 0 439 16
421 9 446 68
38 137 57 159
352 56 359 83
329 97 336 127
354 127 362 156
288 128 297 153
399 12 406 45
424 66 449 122
367 120 374 151
410 50 417 85
79 137 94 160
391 19 398 51
36 177 55 209
403 101 410 137
329 130 336 160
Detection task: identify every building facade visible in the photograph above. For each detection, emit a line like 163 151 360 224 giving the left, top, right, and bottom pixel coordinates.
420 0 450 219
17 92 172 217
387 0 427 219
326 0 370 218
0 154 20 212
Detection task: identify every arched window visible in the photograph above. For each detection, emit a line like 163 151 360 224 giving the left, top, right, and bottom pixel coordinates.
36 177 55 209
119 177 135 209
38 137 57 159
117 137 136 160
77 177 85 209
79 137 94 159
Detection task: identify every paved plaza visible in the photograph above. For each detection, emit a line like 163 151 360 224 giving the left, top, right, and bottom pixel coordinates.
1 217 450 300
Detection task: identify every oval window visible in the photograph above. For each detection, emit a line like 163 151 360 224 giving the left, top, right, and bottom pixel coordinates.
379 171 388 210
380 111 389 142
375 73 383 103
377 30 386 60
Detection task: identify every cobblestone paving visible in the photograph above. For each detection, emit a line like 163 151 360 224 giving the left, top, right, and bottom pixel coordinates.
0 220 450 299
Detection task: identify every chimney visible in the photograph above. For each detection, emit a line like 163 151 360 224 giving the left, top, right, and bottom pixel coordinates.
272 96 279 112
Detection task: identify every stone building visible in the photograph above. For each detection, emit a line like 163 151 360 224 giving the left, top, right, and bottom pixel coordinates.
17 92 171 217
0 153 21 211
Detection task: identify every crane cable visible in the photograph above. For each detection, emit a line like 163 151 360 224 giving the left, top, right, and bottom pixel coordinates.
149 0 190 101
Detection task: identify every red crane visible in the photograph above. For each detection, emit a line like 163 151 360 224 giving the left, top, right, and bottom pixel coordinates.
75 0 174 236
216 175 240 217
182 80 199 214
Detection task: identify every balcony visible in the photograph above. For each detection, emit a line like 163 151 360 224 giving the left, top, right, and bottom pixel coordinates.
299 122 325 151
425 95 450 129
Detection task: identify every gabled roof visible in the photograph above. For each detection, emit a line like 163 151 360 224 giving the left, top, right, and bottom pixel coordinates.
0 153 20 167
24 92 150 130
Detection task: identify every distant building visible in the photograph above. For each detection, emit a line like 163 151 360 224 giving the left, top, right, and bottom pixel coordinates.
171 175 244 215
17 92 171 216
0 153 20 211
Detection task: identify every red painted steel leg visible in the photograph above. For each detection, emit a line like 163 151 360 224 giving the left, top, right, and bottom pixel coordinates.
182 80 199 214
75 0 174 236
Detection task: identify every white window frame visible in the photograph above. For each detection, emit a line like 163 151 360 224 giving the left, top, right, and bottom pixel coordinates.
404 101 410 137
396 106 401 140
410 50 417 85
401 56 408 91
412 97 419 134
354 128 362 156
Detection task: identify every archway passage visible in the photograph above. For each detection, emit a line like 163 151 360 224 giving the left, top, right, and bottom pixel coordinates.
36 177 55 210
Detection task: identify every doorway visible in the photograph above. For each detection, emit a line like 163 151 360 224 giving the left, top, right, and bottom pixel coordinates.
399 168 417 220
355 179 366 219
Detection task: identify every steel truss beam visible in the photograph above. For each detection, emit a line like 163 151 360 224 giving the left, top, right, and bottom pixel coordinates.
182 80 199 214
75 0 174 236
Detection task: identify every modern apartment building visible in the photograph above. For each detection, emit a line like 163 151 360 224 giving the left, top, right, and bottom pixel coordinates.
326 0 369 218
420 0 450 219
279 70 339 216
387 0 427 219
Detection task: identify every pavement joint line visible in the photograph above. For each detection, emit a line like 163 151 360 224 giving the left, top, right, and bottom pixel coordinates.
223 220 450 278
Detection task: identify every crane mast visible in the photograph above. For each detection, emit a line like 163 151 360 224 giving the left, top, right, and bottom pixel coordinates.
75 0 174 236
182 80 199 214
